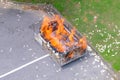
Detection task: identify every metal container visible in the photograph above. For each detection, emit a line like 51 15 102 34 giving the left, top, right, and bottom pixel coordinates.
35 22 87 66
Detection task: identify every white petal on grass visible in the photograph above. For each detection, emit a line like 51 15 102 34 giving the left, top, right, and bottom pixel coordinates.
115 52 118 55
107 49 110 53
92 30 95 32
96 44 106 53
105 54 108 56
113 29 116 32
111 55 115 57
94 16 97 19
74 18 79 21
117 32 120 36
95 25 97 27
115 25 118 29
88 32 94 35
107 44 112 48
99 33 104 37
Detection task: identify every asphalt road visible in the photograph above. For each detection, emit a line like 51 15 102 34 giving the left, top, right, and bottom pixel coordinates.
0 2 115 80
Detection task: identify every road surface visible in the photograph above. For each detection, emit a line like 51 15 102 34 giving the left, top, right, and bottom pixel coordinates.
0 2 115 80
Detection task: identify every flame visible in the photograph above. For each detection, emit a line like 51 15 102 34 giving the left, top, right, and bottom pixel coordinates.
40 15 87 52
66 27 76 47
78 36 87 50
67 51 74 59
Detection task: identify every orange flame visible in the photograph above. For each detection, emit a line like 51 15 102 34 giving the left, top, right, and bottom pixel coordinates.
78 36 87 50
40 15 87 52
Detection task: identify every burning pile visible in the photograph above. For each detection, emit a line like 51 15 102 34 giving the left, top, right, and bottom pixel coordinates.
40 15 87 53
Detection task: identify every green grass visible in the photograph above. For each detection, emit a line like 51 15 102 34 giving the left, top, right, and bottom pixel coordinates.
13 0 120 71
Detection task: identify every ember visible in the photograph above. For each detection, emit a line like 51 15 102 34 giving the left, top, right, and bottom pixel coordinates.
40 15 87 53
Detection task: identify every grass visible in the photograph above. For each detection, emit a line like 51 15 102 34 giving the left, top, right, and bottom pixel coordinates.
13 0 120 72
